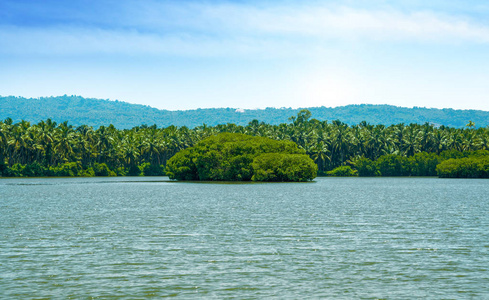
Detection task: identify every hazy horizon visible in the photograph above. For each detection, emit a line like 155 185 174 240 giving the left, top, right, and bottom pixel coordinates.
4 94 489 114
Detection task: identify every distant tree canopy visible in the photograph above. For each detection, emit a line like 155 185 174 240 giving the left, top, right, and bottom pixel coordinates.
2 95 489 128
165 133 317 181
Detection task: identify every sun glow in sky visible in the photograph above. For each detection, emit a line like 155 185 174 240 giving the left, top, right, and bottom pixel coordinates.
1 0 489 110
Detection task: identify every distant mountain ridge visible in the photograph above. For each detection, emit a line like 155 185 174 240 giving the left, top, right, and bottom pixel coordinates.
1 95 488 128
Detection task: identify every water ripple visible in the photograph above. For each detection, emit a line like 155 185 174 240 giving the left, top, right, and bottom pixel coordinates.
1 177 489 299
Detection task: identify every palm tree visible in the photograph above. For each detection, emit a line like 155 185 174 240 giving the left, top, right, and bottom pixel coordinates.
54 122 76 164
8 121 33 165
310 141 331 173
0 121 9 168
33 120 55 164
329 120 353 167
95 125 116 165
402 125 421 156
418 123 435 152
140 128 167 166
75 125 96 166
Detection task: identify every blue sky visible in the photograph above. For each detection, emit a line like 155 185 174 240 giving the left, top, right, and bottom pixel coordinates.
1 0 489 110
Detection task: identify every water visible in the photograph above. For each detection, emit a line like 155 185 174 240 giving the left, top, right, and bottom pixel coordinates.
1 177 488 299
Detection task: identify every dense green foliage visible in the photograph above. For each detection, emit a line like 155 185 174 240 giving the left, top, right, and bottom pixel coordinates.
326 166 358 177
436 155 489 178
348 151 489 178
251 153 317 182
2 95 489 128
350 153 440 177
166 133 316 181
2 162 119 177
1 108 489 178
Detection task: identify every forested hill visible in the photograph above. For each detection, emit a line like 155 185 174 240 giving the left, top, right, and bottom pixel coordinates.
1 95 488 128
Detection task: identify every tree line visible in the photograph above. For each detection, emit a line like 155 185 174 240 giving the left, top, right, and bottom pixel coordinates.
1 110 489 178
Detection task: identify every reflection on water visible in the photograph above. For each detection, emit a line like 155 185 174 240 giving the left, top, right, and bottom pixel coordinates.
1 177 488 299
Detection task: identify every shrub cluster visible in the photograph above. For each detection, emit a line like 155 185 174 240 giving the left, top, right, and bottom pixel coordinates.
251 153 318 182
166 133 317 181
326 166 358 177
357 152 441 177
333 150 489 178
436 156 489 178
0 162 165 177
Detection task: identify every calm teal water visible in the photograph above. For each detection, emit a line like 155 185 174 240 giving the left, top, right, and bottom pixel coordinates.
1 177 488 299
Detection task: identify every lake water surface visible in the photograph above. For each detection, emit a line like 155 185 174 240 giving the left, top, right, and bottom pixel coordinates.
1 177 488 299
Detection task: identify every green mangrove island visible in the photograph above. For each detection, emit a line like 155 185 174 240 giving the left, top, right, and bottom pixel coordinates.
165 133 317 181
1 109 489 179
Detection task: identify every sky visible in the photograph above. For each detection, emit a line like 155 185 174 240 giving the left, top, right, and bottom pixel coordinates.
1 0 489 111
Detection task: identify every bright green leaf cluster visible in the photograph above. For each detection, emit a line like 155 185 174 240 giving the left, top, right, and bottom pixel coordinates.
251 153 317 182
326 166 358 177
436 156 489 178
348 151 489 177
165 133 317 181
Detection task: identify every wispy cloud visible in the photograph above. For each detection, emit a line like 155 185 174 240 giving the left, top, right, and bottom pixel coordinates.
0 25 300 58
231 7 489 42
1 1 489 57
178 3 489 41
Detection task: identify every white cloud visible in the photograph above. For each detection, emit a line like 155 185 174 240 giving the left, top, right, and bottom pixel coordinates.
197 4 489 42
1 2 489 57
133 2 489 41
0 25 306 58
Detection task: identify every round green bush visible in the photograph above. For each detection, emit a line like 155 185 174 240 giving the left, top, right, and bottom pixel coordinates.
166 133 317 182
